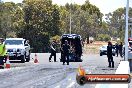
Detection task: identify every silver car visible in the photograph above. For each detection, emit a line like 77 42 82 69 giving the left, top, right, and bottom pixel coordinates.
100 45 116 56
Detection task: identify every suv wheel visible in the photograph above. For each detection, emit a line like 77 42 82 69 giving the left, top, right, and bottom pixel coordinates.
100 53 102 56
21 55 25 63
26 55 30 62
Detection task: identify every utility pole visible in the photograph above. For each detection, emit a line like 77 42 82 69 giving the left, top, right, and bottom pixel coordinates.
69 0 72 34
70 11 71 34
125 0 129 61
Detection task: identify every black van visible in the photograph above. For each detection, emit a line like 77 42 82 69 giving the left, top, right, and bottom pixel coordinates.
60 34 83 62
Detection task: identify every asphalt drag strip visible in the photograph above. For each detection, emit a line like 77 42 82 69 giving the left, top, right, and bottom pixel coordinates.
48 71 96 88
0 64 76 88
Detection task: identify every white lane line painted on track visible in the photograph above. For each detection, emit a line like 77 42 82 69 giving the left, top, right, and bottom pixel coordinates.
66 81 76 88
55 85 60 88
0 67 23 73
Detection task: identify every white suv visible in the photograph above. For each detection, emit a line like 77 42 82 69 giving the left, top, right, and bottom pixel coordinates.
4 38 30 63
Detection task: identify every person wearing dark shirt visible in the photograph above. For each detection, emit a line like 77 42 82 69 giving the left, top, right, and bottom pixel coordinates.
62 40 70 65
107 42 114 68
49 41 56 62
115 43 119 57
118 42 123 58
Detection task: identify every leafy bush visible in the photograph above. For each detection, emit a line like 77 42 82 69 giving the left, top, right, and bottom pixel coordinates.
50 35 61 43
96 34 111 41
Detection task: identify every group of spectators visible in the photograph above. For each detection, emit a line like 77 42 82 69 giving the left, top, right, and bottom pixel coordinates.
49 40 82 65
49 40 70 65
48 40 124 68
115 42 123 58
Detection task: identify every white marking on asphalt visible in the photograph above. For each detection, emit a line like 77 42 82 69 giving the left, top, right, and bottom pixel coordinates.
0 69 9 72
0 67 23 73
66 81 76 88
68 78 72 81
55 85 60 88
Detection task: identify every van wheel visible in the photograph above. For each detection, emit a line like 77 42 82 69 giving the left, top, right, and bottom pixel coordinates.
100 53 102 56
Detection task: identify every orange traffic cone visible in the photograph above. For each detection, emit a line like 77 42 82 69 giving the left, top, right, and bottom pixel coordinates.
34 53 39 63
5 56 11 68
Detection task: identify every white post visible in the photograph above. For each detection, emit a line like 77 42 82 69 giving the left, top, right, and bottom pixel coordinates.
125 0 129 61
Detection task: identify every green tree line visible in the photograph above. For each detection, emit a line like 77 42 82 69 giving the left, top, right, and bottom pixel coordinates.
0 0 132 52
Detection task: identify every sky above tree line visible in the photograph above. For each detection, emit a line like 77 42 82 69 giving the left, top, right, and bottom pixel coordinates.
2 0 132 15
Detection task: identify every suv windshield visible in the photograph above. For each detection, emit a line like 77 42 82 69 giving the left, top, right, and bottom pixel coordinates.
5 40 23 45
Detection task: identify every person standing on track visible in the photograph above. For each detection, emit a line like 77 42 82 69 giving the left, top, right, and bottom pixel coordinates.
115 43 119 57
119 42 123 58
62 40 70 65
49 40 56 62
107 41 114 68
0 39 6 69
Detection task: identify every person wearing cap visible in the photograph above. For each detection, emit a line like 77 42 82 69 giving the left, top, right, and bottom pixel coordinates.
62 40 70 65
0 39 6 69
49 40 56 62
107 41 114 68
